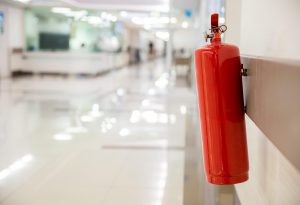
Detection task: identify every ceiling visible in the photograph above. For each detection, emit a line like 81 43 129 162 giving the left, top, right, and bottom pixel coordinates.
7 0 199 14
10 0 170 12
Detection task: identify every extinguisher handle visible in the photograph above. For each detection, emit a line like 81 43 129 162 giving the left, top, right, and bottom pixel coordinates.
204 13 227 42
211 13 219 32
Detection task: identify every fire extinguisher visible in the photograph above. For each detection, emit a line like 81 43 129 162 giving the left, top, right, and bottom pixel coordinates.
194 13 249 185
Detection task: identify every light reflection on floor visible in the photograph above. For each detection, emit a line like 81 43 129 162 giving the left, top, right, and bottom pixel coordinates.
0 59 195 205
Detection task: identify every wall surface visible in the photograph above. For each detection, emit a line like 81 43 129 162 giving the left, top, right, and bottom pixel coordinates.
173 29 200 51
237 0 300 60
225 0 300 204
236 116 300 205
7 6 24 49
0 4 9 77
0 3 24 77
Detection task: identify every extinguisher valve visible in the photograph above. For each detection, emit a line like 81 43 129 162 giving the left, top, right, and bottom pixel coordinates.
204 25 227 42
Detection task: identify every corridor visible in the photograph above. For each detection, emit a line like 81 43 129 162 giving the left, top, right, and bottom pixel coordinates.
0 59 196 205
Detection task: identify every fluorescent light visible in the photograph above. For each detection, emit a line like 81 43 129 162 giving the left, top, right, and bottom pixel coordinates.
120 11 128 17
51 7 87 20
132 17 169 25
150 11 160 17
87 16 103 25
51 7 71 13
181 21 189 29
101 12 117 22
14 0 31 3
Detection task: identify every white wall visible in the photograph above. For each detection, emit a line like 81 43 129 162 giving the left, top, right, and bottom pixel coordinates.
224 0 241 46
173 29 200 52
0 3 24 77
236 117 300 205
225 0 300 204
0 4 9 77
226 0 300 61
7 6 24 48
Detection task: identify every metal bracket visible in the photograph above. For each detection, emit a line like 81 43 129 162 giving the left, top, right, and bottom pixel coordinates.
241 64 248 76
204 32 214 42
241 64 248 113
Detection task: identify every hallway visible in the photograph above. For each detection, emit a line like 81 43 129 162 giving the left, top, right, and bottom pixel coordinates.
0 59 196 205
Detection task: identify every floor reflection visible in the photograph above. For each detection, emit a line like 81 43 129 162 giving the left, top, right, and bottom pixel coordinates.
0 59 195 205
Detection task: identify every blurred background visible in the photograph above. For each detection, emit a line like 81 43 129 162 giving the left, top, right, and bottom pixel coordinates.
0 0 299 205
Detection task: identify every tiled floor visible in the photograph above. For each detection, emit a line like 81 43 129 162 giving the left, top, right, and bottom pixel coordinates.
0 59 196 205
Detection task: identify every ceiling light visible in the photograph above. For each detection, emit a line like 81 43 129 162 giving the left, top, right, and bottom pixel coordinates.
14 0 31 3
65 10 87 20
101 12 108 18
132 17 169 25
120 11 128 17
181 21 189 29
87 16 103 25
51 7 71 14
150 12 160 17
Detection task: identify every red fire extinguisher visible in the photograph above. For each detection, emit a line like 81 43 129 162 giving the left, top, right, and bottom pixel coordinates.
194 13 249 185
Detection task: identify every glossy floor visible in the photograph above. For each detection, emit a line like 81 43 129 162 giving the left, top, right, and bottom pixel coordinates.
0 60 196 205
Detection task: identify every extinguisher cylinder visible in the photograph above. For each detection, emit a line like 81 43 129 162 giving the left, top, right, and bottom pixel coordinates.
195 40 249 185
